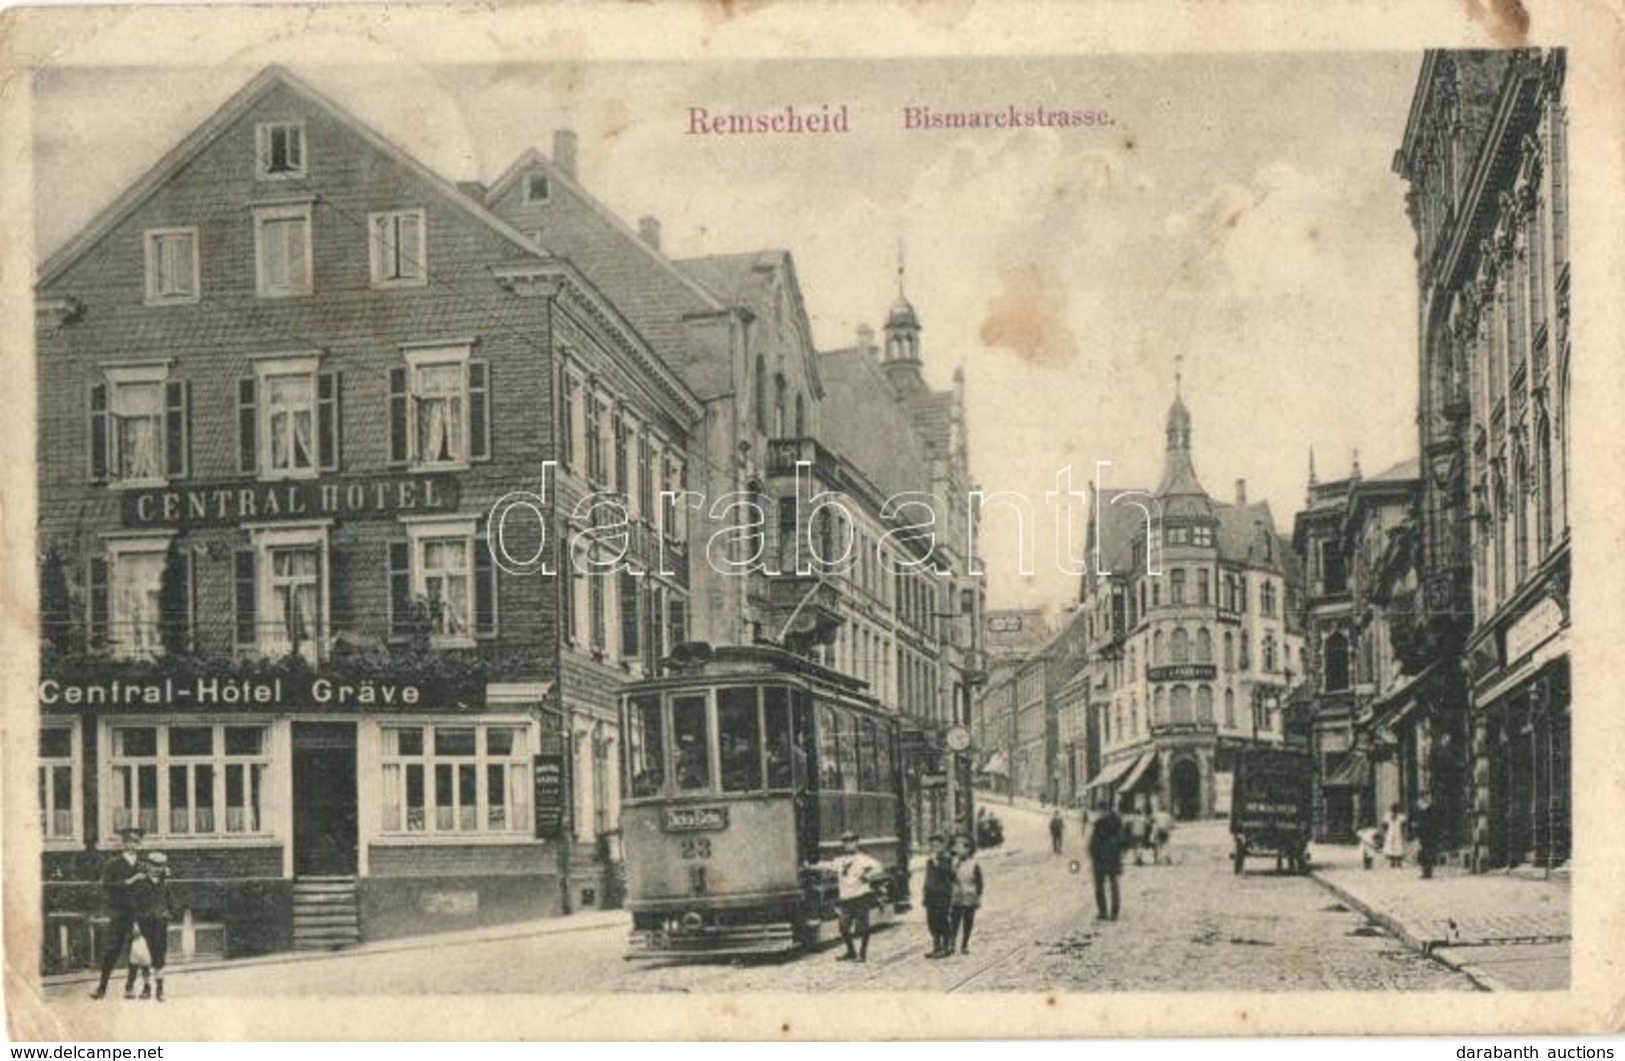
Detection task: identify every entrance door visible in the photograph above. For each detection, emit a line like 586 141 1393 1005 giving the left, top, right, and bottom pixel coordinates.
292 722 358 876
1171 758 1203 820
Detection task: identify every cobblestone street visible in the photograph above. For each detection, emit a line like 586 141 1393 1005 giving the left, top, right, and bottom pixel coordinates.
46 807 1478 999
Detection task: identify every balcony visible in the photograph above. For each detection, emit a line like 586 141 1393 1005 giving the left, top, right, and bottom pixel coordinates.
766 437 840 485
764 574 844 653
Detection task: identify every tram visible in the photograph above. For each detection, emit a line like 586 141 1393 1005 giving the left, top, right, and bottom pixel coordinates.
618 642 912 958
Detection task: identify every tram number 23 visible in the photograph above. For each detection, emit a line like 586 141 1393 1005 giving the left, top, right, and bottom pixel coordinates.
680 837 713 860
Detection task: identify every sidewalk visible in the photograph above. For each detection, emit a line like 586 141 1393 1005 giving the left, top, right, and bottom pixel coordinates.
1309 841 1570 991
43 906 630 991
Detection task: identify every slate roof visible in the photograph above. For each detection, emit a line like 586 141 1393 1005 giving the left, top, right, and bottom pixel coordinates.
40 65 546 290
479 148 730 397
815 346 934 499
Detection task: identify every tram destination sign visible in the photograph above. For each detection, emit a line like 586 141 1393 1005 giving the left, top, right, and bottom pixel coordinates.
121 473 460 529
662 806 730 832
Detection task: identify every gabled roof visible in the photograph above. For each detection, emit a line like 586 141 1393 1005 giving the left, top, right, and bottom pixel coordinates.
677 249 826 400
39 65 546 290
816 345 933 498
481 147 734 395
1081 487 1154 597
1214 499 1290 571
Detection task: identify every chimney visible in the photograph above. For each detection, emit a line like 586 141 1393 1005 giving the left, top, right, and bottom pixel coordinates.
552 129 578 181
1235 479 1247 505
637 216 661 251
856 323 876 353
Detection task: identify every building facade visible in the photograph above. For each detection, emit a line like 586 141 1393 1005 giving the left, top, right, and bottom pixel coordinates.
35 67 703 971
1395 49 1572 871
1079 387 1305 820
1294 458 1431 844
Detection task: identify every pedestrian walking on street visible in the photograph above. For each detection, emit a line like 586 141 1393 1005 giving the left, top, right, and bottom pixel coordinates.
949 834 984 955
1049 809 1065 854
807 830 884 963
1381 803 1409 869
921 833 957 958
1086 807 1125 921
122 852 173 1002
1413 795 1439 880
88 828 144 1000
1151 809 1173 865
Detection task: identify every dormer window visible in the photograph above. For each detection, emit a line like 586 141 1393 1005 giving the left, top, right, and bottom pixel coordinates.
524 172 551 203
257 122 307 180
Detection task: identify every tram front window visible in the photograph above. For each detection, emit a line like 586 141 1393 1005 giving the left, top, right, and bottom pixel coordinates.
672 695 711 791
719 688 763 792
628 696 664 799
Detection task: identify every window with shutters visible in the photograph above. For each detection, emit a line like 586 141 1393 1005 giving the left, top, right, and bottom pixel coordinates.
666 594 688 652
589 566 607 653
559 369 580 471
237 526 327 661
585 393 608 485
389 521 496 645
90 364 187 485
369 209 426 287
240 355 335 480
637 432 655 521
256 121 307 179
143 228 199 304
103 536 181 660
613 410 630 496
253 202 313 297
390 346 488 468
39 725 79 843
618 569 640 660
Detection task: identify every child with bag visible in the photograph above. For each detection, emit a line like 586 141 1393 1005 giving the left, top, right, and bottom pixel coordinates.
123 852 173 1002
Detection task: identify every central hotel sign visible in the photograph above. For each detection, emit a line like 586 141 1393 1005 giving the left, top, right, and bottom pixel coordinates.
121 474 460 529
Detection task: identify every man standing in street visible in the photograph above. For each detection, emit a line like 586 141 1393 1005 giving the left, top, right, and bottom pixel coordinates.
808 830 884 963
1049 809 1065 854
921 833 956 958
88 828 144 999
1086 806 1125 921
1414 794 1439 880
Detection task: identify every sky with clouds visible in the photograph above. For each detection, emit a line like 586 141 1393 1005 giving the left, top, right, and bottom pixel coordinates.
34 51 1425 618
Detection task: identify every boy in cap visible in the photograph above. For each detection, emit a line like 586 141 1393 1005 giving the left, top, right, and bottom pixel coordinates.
124 852 174 1001
89 828 144 999
805 831 883 962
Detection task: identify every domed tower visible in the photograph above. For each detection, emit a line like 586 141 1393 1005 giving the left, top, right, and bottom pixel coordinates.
1155 360 1216 522
882 251 925 394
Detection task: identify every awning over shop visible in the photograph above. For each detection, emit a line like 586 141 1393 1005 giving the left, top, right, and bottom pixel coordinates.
1369 662 1440 737
1118 750 1159 793
1083 755 1136 791
979 750 1009 777
1323 749 1371 789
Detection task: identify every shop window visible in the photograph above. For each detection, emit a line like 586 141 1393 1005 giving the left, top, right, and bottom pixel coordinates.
380 723 531 833
109 723 268 839
39 725 77 841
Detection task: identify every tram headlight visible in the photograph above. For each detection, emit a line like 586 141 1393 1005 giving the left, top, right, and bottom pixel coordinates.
681 910 705 932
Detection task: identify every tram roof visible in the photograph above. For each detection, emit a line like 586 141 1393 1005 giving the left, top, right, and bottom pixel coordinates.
625 643 879 704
